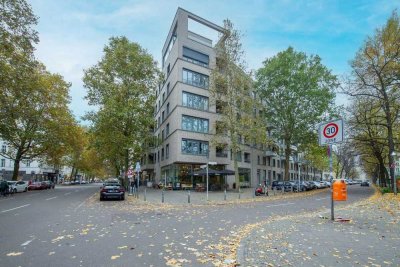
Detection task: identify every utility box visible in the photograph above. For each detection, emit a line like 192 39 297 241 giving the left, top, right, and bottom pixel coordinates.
333 180 347 201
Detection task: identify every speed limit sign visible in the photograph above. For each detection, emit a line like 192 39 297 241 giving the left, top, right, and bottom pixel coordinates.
319 119 344 145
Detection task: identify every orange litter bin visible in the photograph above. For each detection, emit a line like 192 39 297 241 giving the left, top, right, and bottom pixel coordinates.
333 180 347 201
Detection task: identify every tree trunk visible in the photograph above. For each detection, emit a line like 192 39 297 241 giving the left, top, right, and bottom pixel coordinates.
284 142 290 181
124 148 129 188
233 153 240 193
12 148 23 181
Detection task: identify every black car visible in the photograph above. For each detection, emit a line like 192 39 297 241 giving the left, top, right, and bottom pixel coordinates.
360 181 370 187
100 182 125 201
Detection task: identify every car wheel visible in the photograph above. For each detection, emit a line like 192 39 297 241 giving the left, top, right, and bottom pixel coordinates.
24 187 27 192
13 188 17 193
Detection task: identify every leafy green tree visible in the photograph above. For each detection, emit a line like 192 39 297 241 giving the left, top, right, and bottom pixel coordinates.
343 11 400 191
0 64 73 180
256 47 338 181
83 36 159 186
210 19 268 192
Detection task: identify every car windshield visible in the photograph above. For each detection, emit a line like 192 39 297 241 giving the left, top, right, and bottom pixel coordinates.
104 183 120 187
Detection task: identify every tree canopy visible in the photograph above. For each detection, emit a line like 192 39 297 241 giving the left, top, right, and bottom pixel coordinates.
256 47 338 180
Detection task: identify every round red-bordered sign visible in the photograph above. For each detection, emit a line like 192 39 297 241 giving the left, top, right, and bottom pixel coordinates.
323 123 338 138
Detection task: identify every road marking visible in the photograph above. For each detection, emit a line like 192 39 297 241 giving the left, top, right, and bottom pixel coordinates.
46 197 57 201
74 200 86 212
21 239 35 246
64 192 72 196
316 197 329 201
265 202 295 208
1 204 30 213
0 197 15 202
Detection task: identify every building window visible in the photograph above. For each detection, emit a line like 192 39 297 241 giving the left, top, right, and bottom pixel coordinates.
183 46 209 67
1 145 6 153
166 123 170 136
244 153 251 163
161 148 164 161
1 159 5 167
166 144 169 159
181 139 209 156
24 159 31 167
216 146 228 158
162 130 165 141
163 28 177 66
162 111 165 122
167 64 170 74
257 156 260 165
167 83 170 95
182 69 209 89
182 91 208 111
231 150 242 162
162 92 165 103
166 103 170 115
182 115 208 133
158 117 161 128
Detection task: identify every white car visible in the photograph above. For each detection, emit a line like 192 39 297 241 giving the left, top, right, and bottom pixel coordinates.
7 181 28 193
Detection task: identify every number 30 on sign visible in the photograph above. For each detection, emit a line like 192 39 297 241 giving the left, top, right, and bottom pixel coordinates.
318 119 344 145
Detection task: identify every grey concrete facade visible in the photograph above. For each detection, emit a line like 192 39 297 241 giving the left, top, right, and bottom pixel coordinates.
140 8 322 190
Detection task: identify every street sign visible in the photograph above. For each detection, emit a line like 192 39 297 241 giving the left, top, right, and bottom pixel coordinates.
135 162 141 172
319 119 344 146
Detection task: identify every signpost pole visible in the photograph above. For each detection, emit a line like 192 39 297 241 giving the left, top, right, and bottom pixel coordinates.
206 163 209 201
329 144 334 221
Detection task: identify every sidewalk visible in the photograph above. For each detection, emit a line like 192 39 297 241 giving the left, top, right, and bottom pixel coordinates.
126 187 306 205
236 193 400 266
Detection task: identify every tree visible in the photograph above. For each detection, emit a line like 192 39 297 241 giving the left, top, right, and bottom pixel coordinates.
1 0 39 98
0 63 73 180
255 47 338 181
343 11 400 192
209 20 268 192
347 97 391 186
83 36 159 186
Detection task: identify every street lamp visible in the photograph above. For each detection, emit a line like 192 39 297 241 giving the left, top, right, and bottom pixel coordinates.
201 162 217 201
391 151 397 195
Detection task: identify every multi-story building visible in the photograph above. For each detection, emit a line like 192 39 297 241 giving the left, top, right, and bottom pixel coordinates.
0 140 60 181
140 8 321 189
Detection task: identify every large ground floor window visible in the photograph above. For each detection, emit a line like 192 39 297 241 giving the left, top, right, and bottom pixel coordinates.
161 163 227 190
239 168 251 187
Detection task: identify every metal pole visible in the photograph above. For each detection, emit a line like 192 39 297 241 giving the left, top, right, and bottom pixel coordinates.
144 187 146 201
137 170 140 199
330 144 334 220
298 160 301 193
224 188 227 201
162 189 164 203
188 190 191 203
206 163 209 201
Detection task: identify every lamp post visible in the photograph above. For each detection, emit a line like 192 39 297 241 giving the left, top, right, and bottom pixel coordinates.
391 151 397 195
201 162 217 201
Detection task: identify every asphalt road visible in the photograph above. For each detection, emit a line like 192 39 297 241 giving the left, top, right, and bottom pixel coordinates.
0 184 374 267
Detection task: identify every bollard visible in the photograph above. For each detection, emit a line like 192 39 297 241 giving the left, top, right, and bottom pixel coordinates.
144 188 146 201
188 190 191 204
224 189 227 201
238 189 241 199
162 190 164 203
291 186 294 193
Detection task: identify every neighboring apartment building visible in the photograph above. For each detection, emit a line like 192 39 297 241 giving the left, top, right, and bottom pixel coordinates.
140 8 321 189
0 140 60 181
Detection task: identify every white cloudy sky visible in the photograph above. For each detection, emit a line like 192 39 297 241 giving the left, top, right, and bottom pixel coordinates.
29 0 399 123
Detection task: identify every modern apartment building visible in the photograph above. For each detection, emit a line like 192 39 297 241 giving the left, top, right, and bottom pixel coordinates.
140 8 321 189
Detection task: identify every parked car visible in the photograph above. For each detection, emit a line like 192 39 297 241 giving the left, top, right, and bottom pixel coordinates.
310 181 324 189
28 182 43 190
360 181 370 187
7 181 28 193
100 182 125 201
42 181 55 189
